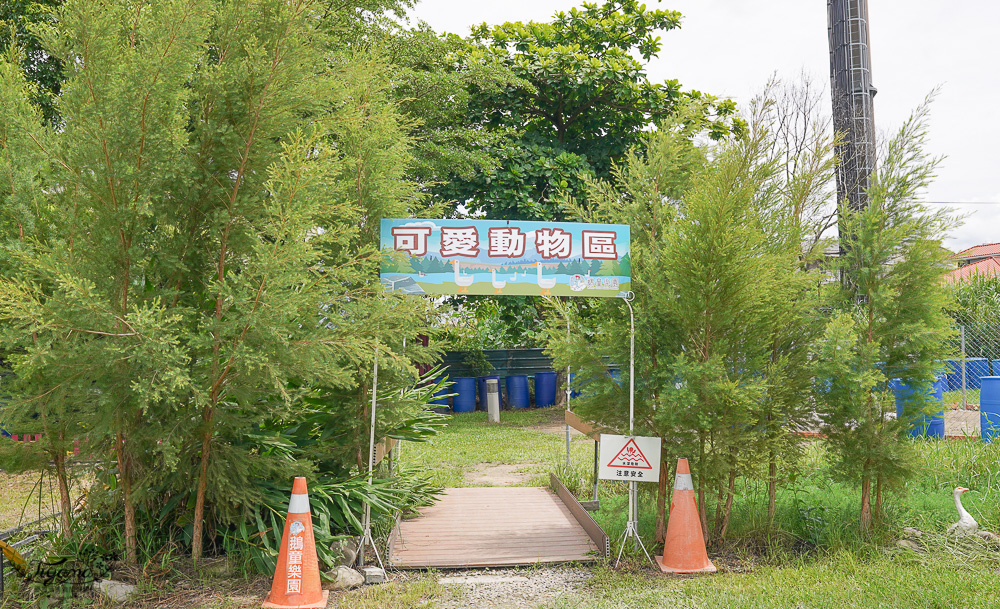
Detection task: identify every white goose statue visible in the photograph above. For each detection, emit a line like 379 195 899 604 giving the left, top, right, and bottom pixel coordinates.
948 486 978 536
451 260 474 293
535 262 557 295
490 269 506 293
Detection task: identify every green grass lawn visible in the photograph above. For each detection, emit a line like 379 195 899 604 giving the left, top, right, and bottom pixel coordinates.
376 406 1000 609
0 470 67 531
402 408 598 488
943 387 980 408
7 409 1000 609
543 553 1000 609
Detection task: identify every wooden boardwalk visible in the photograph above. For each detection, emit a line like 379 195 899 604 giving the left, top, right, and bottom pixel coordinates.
388 487 601 569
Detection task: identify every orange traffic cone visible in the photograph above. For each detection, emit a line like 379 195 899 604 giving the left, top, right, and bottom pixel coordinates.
656 458 717 574
262 477 330 609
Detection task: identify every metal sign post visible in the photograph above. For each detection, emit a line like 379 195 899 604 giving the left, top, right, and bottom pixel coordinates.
614 292 654 566
357 342 386 572
565 309 572 468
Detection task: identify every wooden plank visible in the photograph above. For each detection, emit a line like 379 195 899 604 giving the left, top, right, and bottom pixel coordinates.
395 556 593 569
389 487 600 569
374 437 397 466
395 528 589 537
394 536 594 547
550 473 610 559
564 410 600 441
394 547 595 558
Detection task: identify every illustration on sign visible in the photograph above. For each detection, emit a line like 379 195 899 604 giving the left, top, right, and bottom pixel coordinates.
606 438 653 470
380 219 631 298
598 434 661 483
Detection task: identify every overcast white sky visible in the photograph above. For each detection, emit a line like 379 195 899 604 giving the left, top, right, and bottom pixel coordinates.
407 0 1000 253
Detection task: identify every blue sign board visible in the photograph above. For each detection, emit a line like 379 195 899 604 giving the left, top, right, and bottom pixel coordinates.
380 219 631 298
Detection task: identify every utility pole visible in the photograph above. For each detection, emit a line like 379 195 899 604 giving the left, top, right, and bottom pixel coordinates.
828 0 878 216
828 0 878 291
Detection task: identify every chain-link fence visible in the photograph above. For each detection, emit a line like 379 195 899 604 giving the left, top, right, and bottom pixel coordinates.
946 322 1000 409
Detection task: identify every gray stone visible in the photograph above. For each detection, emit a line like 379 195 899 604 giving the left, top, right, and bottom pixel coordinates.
328 565 365 590
430 567 592 608
330 537 358 566
439 575 530 585
902 527 923 539
93 579 138 602
360 565 386 584
896 539 925 553
200 557 233 577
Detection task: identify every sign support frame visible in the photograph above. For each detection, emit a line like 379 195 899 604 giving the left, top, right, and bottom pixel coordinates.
564 306 602 504
614 292 654 567
565 309 572 468
357 341 387 572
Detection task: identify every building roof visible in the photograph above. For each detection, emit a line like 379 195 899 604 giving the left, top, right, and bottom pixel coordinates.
945 256 1000 283
954 242 1000 261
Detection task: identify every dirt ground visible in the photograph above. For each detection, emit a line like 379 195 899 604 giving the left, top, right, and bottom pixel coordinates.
0 470 65 531
463 462 546 486
520 407 590 438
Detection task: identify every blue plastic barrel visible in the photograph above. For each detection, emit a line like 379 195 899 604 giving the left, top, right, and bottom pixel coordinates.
992 360 1000 379
889 376 946 438
477 375 500 411
568 372 581 398
452 377 477 413
506 375 530 409
968 358 989 389
937 365 951 391
981 377 1000 442
945 359 962 391
534 371 558 407
431 376 451 406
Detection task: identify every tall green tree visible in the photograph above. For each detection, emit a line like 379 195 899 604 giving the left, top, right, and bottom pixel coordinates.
815 101 956 534
386 26 518 196
0 0 439 564
546 94 830 544
417 0 743 220
948 274 1000 361
0 0 63 125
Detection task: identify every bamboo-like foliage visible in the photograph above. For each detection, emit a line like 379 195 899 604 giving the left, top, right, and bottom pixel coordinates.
815 99 957 535
0 0 439 564
545 93 833 545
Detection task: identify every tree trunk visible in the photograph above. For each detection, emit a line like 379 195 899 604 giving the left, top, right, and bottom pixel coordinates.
116 431 137 565
767 453 777 526
697 434 708 539
712 478 725 541
357 382 368 473
718 466 737 541
53 431 72 538
859 473 872 535
191 408 213 563
874 475 883 523
654 454 669 543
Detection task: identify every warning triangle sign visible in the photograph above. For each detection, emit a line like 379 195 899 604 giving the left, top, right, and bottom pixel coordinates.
606 438 653 470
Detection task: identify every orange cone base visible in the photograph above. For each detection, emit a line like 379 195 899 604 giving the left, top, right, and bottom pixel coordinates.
655 554 716 574
262 590 329 609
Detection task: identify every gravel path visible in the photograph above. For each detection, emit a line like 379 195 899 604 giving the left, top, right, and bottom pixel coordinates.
434 566 592 609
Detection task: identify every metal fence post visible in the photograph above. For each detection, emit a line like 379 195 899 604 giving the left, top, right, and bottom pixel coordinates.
961 325 967 410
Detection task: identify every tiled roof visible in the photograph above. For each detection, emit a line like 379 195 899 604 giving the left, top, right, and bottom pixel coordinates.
954 242 1000 260
945 256 1000 282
